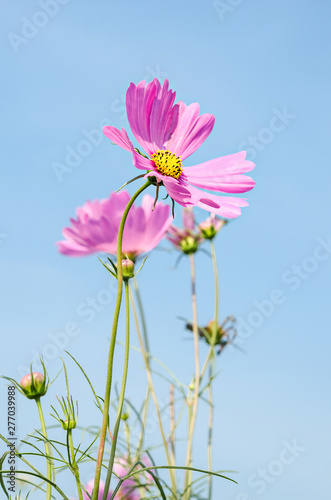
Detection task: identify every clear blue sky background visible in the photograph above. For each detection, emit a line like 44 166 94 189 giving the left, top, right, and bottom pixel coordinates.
1 1 330 498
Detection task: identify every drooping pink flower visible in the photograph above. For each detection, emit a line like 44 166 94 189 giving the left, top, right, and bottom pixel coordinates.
166 207 202 255
81 479 112 500
103 79 255 218
57 190 172 260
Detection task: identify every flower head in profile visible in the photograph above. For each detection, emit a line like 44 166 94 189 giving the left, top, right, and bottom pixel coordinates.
166 207 202 255
57 191 172 261
104 79 255 218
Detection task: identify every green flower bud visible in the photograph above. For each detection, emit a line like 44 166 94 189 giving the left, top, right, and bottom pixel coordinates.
179 236 200 255
199 215 226 240
122 259 135 280
19 372 47 399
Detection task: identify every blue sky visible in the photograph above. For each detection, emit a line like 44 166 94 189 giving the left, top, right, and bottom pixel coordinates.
1 0 331 498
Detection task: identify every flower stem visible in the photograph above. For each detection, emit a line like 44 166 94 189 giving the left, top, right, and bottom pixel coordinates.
207 359 215 500
199 240 220 381
93 180 151 500
68 429 84 500
210 240 219 333
129 285 178 498
132 276 151 457
133 276 150 356
183 254 200 500
35 397 52 500
207 240 219 499
101 279 131 500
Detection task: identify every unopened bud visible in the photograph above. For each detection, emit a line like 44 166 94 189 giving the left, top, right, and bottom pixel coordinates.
19 372 47 399
122 259 135 280
179 236 200 255
60 418 77 430
199 215 226 240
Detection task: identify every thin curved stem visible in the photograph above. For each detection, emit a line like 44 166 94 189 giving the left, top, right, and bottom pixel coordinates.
199 240 220 381
210 240 219 334
129 285 178 498
183 254 200 500
68 429 83 500
93 180 151 500
132 276 151 457
207 359 215 500
208 240 219 499
136 386 150 457
101 280 131 500
133 276 150 356
35 398 52 500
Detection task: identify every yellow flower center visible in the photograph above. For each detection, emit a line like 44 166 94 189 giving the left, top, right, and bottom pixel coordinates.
151 150 183 179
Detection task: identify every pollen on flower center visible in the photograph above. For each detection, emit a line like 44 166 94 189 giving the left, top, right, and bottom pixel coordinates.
151 150 183 179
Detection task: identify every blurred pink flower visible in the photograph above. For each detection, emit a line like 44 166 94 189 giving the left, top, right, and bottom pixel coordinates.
57 191 172 260
104 79 255 218
166 207 202 254
81 479 111 500
113 456 153 500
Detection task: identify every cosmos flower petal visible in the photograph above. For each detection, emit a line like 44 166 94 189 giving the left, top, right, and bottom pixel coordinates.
183 152 256 193
163 179 248 218
103 126 134 153
57 191 171 259
182 207 195 230
132 150 155 170
165 101 215 160
126 79 178 155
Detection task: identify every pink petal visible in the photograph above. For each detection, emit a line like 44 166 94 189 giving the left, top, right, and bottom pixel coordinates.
103 126 133 153
182 207 195 230
163 179 248 218
57 240 91 256
126 79 178 156
183 152 256 193
165 102 215 160
132 150 154 170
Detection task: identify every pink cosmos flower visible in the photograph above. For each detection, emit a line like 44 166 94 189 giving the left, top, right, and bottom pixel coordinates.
57 190 172 260
103 79 255 218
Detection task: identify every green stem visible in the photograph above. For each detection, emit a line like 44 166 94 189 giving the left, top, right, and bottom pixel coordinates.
35 397 52 500
129 285 178 498
207 359 215 500
183 254 200 500
68 429 83 500
136 386 151 457
93 180 151 500
101 280 131 500
132 276 151 457
210 240 219 333
199 240 220 381
133 276 150 356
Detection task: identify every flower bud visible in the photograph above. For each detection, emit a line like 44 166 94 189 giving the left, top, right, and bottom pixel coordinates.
60 417 77 430
19 372 47 399
122 259 135 280
121 412 129 421
199 214 226 240
179 235 200 255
